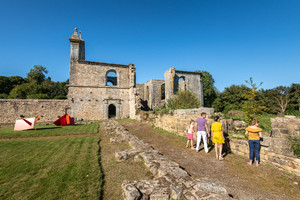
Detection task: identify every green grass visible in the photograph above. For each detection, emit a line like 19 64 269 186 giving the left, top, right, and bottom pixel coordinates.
0 136 102 200
115 118 137 122
0 124 99 139
289 136 300 157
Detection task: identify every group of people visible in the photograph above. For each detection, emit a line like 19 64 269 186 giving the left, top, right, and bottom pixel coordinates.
186 112 263 165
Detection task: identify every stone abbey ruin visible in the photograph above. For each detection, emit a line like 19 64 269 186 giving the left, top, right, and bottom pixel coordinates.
0 28 204 123
68 28 204 120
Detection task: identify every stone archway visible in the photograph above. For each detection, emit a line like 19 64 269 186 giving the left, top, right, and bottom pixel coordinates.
108 104 116 118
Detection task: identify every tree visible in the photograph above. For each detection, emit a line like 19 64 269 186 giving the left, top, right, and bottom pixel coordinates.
27 65 48 84
242 77 268 124
212 84 250 113
6 66 68 99
0 76 26 96
0 76 11 95
167 90 200 109
289 84 300 112
273 86 290 115
195 70 218 107
257 89 280 114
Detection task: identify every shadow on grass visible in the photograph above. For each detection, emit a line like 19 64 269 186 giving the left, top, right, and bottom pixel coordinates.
34 127 62 130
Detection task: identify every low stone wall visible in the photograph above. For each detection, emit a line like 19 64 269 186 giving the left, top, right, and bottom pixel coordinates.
0 99 70 123
228 117 300 176
146 110 300 176
103 120 233 199
154 107 214 137
229 138 300 176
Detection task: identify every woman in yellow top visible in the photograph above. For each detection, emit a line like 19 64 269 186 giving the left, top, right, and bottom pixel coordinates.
211 116 225 160
245 120 263 166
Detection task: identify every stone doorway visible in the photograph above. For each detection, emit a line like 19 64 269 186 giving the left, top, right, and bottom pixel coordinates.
108 104 116 118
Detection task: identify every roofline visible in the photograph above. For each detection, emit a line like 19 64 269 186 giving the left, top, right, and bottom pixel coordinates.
78 60 129 68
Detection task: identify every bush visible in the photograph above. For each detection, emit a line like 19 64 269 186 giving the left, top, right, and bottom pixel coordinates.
290 136 300 157
54 95 67 99
227 110 244 116
285 110 300 117
167 90 200 110
0 93 8 99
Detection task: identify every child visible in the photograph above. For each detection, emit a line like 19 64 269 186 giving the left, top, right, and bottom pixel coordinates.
186 120 195 149
211 116 225 160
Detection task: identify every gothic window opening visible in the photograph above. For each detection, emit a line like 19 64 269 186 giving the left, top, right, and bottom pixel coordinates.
106 71 117 86
161 84 165 100
108 104 116 118
178 76 186 91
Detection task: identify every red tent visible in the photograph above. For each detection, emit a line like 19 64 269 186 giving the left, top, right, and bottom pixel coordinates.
53 114 75 126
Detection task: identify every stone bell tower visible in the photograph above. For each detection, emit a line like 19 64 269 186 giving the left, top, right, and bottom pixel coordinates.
69 28 85 85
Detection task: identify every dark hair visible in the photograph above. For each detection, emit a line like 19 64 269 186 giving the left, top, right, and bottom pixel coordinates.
251 120 259 125
190 119 195 124
214 116 220 122
201 112 206 116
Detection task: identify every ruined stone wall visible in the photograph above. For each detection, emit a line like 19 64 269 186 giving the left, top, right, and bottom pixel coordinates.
0 99 69 123
68 86 131 120
164 68 204 107
143 79 165 110
154 108 214 137
68 61 136 120
174 70 203 106
153 113 300 176
69 61 132 87
229 117 300 176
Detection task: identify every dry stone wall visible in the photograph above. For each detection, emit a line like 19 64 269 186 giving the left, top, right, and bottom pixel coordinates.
103 120 233 200
0 99 69 123
154 108 214 138
229 117 300 176
144 110 300 177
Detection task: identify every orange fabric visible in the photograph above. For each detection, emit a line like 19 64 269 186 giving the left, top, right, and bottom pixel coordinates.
66 114 70 125
34 116 40 122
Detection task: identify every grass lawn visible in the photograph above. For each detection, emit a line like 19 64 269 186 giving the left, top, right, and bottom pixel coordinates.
0 124 99 139
0 136 102 200
0 123 103 200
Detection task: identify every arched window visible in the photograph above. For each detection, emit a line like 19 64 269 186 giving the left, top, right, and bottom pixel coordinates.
106 70 117 86
161 84 165 100
108 104 116 118
178 76 186 91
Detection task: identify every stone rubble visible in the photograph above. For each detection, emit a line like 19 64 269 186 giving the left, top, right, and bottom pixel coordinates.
103 120 234 200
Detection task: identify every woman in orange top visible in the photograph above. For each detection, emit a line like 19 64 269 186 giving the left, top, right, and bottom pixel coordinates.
245 119 263 166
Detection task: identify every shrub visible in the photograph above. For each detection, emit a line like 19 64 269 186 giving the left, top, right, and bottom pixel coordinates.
167 90 200 110
289 136 300 157
227 110 244 116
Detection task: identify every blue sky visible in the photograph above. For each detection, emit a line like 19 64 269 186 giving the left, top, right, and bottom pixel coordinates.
0 0 299 91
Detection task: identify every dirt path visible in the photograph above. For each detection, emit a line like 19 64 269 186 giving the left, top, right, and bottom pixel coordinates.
119 120 300 200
